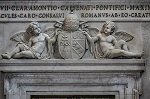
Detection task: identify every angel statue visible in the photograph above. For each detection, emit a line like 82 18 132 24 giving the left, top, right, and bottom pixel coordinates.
84 21 143 59
1 22 49 59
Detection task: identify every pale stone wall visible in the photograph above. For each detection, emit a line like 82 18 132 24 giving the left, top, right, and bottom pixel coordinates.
0 0 150 99
141 22 150 99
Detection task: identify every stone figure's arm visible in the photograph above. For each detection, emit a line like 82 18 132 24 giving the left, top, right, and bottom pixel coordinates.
43 33 50 50
83 32 99 43
42 33 55 58
84 32 100 58
43 33 50 41
47 33 58 58
26 37 32 47
95 34 102 42
42 34 53 59
111 36 118 46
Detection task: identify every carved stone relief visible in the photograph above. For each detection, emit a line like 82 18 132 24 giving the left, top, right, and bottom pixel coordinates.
1 22 50 59
1 11 143 59
0 1 147 99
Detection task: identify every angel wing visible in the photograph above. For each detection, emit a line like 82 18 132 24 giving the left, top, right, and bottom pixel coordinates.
79 21 89 29
88 28 99 37
44 21 63 38
44 27 56 38
10 31 29 43
112 31 134 42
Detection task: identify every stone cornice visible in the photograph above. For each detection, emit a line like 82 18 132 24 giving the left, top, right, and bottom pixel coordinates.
0 59 145 72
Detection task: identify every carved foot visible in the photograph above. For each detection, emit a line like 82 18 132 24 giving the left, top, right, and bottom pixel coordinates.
134 52 144 59
1 52 12 59
139 52 144 58
40 55 51 60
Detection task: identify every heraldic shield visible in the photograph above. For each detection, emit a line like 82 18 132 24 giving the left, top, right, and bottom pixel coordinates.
58 30 86 59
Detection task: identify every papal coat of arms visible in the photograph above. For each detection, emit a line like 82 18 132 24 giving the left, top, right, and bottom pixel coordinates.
44 11 90 59
58 29 86 59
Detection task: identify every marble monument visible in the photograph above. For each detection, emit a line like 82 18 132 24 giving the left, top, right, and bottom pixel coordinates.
0 1 147 99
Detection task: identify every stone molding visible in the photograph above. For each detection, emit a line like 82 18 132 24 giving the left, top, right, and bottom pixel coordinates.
0 59 145 72
1 59 144 99
4 72 143 99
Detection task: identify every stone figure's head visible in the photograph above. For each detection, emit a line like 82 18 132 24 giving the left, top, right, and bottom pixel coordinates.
102 21 116 35
26 22 42 35
63 11 80 31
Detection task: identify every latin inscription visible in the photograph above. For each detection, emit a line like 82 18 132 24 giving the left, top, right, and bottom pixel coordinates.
0 3 150 21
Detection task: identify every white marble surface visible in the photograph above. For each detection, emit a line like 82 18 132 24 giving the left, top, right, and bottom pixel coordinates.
0 59 144 99
0 1 149 99
0 59 145 72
